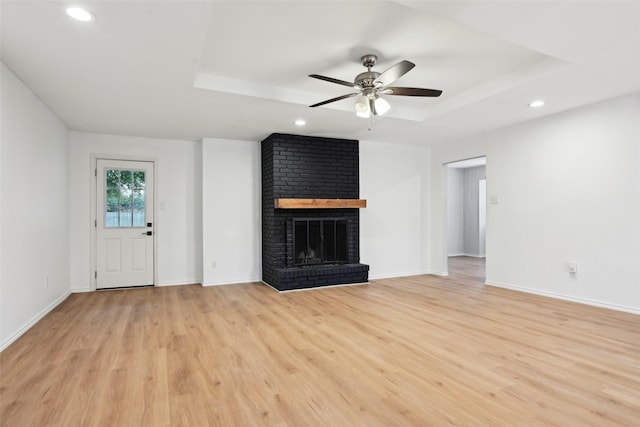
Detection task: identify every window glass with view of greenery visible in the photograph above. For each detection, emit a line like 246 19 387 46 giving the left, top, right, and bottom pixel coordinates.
105 169 145 227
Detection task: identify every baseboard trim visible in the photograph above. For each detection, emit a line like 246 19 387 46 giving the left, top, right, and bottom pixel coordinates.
72 280 204 291
368 270 430 280
0 291 71 352
201 277 261 287
429 271 449 277
485 280 640 315
261 280 369 293
448 254 485 259
156 280 201 287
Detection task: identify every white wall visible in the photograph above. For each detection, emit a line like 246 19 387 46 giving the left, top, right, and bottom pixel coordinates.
201 138 261 285
1 63 70 350
68 132 202 290
199 137 432 285
360 140 431 279
431 93 640 312
198 138 433 284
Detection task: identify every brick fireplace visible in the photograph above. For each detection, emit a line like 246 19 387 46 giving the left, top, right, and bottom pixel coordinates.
261 133 369 291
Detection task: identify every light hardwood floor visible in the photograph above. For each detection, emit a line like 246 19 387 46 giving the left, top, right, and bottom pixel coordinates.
1 257 639 426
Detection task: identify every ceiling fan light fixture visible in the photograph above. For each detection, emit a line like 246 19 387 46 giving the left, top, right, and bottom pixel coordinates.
355 95 370 118
356 110 371 119
374 96 390 115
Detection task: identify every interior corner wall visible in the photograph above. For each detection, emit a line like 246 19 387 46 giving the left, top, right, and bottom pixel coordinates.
1 62 70 350
68 132 202 290
360 140 431 279
430 93 640 313
201 138 261 286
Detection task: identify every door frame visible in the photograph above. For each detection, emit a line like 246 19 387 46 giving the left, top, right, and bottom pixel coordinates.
442 155 487 277
90 154 158 291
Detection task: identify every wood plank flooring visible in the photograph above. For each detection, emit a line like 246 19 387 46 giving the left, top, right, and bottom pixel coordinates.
1 257 639 426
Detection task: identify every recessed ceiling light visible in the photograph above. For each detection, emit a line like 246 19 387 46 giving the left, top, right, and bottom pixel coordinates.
294 119 306 126
529 100 545 108
66 6 95 22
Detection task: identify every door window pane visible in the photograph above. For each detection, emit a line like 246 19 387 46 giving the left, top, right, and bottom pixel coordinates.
119 189 132 227
106 170 120 188
106 189 119 227
120 170 132 189
133 171 145 189
104 168 146 228
132 190 145 227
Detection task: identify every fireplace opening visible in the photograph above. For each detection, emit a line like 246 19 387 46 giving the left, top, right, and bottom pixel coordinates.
294 218 348 266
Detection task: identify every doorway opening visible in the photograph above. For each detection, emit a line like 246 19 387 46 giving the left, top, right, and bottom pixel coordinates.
444 156 487 281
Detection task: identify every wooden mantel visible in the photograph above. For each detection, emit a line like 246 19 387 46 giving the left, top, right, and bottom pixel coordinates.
274 198 367 209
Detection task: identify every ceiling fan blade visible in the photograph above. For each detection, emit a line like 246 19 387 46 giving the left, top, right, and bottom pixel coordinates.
383 87 443 97
373 60 415 87
309 92 359 108
309 74 356 88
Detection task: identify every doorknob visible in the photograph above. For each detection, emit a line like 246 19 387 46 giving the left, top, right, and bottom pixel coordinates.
141 231 153 236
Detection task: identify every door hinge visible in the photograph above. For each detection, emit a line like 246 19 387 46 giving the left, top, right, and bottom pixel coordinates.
95 271 97 279
95 219 97 228
95 168 97 177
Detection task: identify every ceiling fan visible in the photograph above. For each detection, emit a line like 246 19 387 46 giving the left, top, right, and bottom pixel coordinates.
309 54 442 119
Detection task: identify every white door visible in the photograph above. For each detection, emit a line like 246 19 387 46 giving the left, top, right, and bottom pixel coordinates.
96 159 154 289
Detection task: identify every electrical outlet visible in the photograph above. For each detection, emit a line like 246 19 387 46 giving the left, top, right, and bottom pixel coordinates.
567 262 578 276
211 260 216 268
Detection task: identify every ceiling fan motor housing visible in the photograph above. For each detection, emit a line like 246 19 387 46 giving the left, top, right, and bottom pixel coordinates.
361 54 378 68
355 54 382 89
355 71 381 89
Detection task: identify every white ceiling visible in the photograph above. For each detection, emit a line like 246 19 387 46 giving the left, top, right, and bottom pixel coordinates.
2 1 639 145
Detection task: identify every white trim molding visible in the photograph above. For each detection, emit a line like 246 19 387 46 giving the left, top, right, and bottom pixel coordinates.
368 270 432 281
202 277 262 287
429 271 450 277
0 292 71 352
486 280 640 315
156 280 202 287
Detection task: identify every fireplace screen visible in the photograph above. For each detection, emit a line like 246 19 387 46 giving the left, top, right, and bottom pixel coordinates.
294 218 348 266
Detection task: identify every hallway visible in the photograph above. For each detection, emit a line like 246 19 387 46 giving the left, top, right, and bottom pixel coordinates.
448 255 485 284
